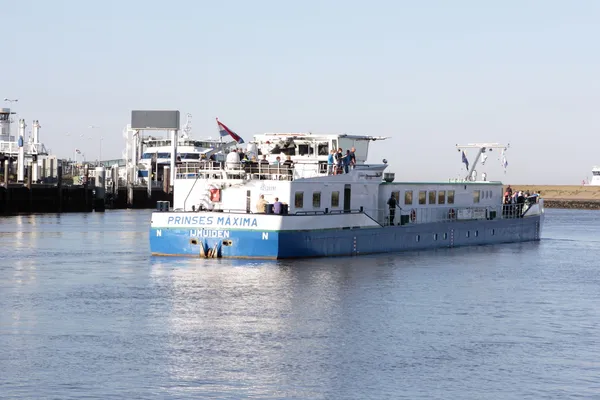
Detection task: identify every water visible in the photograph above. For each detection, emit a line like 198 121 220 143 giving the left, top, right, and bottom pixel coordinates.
0 209 599 399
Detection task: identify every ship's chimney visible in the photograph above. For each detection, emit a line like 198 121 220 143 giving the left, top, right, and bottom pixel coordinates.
17 119 27 182
33 120 41 144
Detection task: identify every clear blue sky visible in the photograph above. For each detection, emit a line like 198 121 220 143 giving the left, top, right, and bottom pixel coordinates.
3 0 599 184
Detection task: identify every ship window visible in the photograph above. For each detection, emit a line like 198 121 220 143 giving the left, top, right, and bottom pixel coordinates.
416 234 420 242
466 231 470 238
473 190 480 203
318 142 329 156
331 191 340 208
313 192 321 208
404 190 413 205
434 233 438 240
419 191 426 205
298 144 312 156
475 230 479 237
295 192 304 208
443 232 448 240
447 190 455 204
491 228 495 236
429 191 436 205
438 190 446 204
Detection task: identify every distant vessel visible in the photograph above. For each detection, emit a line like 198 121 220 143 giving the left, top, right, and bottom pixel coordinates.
136 114 237 182
149 126 544 260
588 166 600 186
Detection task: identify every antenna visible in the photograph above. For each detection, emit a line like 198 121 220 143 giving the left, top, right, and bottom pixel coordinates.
181 113 192 139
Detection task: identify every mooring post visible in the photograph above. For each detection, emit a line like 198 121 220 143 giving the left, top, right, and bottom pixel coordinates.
57 164 63 212
163 166 170 194
3 160 8 186
94 166 106 212
147 171 152 201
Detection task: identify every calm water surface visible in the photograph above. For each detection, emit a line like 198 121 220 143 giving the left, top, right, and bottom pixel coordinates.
0 209 599 399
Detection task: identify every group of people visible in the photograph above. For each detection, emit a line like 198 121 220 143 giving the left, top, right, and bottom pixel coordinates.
255 194 286 214
328 147 356 175
503 185 539 217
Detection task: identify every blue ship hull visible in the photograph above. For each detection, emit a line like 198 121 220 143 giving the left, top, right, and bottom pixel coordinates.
150 215 542 259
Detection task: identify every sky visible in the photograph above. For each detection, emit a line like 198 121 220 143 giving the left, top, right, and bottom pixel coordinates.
2 0 599 184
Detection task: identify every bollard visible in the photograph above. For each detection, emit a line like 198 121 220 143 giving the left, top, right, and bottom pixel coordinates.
3 160 8 186
94 166 106 212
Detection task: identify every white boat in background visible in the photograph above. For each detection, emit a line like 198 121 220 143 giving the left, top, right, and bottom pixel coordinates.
135 114 237 182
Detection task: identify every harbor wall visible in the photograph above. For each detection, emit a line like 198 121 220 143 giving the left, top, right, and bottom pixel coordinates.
0 184 173 215
504 185 600 210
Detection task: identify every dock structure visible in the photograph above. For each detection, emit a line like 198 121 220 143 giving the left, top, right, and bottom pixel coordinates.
0 108 175 215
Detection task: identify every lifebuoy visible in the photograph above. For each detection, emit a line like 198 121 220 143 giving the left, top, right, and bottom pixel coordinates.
448 208 456 220
209 187 221 202
410 209 416 222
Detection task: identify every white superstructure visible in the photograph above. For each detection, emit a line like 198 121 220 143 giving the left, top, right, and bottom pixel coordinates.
0 107 50 182
589 166 600 186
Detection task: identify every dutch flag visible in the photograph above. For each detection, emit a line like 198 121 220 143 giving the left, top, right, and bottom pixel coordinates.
216 118 244 144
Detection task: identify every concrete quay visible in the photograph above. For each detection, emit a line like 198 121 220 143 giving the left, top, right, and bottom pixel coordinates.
0 184 172 215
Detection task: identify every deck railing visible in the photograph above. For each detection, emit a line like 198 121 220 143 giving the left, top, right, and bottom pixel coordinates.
175 161 296 181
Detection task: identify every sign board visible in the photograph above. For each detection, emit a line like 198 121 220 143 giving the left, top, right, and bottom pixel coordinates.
131 110 180 130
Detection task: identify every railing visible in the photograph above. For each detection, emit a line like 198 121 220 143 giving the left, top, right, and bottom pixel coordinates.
361 204 524 227
167 203 542 227
176 161 295 181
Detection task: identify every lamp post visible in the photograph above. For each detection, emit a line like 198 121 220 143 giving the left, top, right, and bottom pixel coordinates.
89 125 102 162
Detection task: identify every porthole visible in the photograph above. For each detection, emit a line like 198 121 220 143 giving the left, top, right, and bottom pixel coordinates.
416 235 420 242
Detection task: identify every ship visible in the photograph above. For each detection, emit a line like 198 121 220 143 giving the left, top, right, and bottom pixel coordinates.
149 130 544 259
136 114 237 183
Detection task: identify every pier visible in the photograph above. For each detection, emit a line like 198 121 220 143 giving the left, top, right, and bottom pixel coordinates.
0 182 172 215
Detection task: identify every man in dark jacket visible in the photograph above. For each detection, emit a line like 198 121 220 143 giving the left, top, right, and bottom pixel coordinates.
387 193 400 225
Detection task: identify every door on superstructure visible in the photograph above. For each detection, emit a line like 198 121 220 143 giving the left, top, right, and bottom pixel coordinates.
344 184 351 213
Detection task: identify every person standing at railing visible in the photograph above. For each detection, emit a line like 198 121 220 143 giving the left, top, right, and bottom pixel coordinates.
387 193 400 225
273 197 282 214
256 194 267 213
327 149 335 175
349 147 356 169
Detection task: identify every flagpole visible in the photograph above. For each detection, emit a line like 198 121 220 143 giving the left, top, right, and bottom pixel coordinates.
216 117 224 158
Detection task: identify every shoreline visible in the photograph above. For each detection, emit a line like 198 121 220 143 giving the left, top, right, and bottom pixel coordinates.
504 185 600 210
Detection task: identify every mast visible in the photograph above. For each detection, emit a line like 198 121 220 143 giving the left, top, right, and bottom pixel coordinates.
455 142 509 181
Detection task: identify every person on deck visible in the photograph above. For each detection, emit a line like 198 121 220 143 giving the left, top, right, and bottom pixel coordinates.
327 149 335 175
273 197 282 214
387 193 400 225
256 194 267 213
